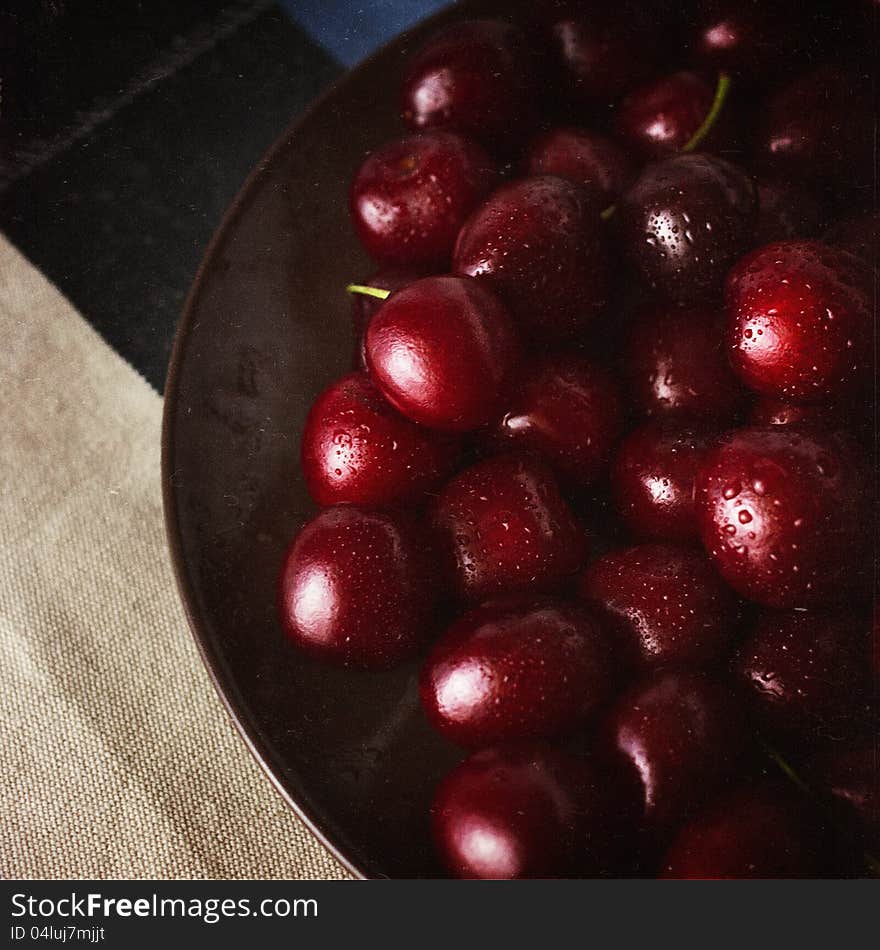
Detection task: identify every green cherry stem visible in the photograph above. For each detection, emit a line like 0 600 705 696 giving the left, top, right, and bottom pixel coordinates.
346 283 391 301
681 71 732 153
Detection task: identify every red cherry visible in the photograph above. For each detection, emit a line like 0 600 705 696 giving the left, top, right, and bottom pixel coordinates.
611 422 720 543
660 783 820 879
579 543 739 670
421 600 616 747
601 669 747 834
431 454 588 602
349 131 497 266
365 275 520 432
525 127 636 206
731 609 870 740
726 240 873 404
300 372 460 507
453 175 608 343
278 507 434 669
431 743 625 879
487 353 624 489
400 19 536 150
695 426 871 608
624 303 748 422
614 72 723 160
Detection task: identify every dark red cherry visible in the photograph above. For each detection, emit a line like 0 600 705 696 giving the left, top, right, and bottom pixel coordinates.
616 153 756 303
300 372 460 507
453 175 608 343
487 353 624 489
525 127 636 207
726 241 873 404
431 743 623 879
825 210 879 266
601 669 747 834
431 454 588 602
365 275 520 432
660 783 820 879
421 600 616 747
755 66 873 191
695 426 871 608
810 738 880 852
548 5 662 105
349 265 429 368
400 19 536 150
731 609 869 739
277 507 434 669
579 543 738 670
624 303 748 422
611 422 720 543
753 178 824 245
349 131 497 266
614 72 721 160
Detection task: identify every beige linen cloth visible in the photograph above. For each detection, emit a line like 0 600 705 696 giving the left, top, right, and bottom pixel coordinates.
0 235 349 879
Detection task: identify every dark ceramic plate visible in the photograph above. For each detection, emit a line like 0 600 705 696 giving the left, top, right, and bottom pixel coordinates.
161 0 523 879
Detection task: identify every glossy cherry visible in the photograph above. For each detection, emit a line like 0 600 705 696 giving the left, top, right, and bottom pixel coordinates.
624 303 748 422
614 72 721 160
453 175 608 343
300 371 460 507
364 275 519 432
487 353 624 489
579 543 738 670
696 426 871 608
421 600 616 747
755 66 873 191
431 743 627 879
601 669 747 834
431 453 588 602
611 422 720 543
731 609 869 740
726 240 873 404
349 131 496 266
525 128 636 207
660 783 820 878
616 153 756 303
547 4 661 105
400 19 536 150
277 507 434 669
753 178 824 245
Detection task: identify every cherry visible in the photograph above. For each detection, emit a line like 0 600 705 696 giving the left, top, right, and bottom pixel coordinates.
659 783 820 878
400 19 536 151
601 669 747 834
300 371 460 507
753 178 824 245
431 453 588 602
749 397 855 435
825 210 879 266
486 353 624 489
579 543 738 670
547 4 662 105
614 72 724 160
453 175 608 343
364 275 520 432
431 743 628 879
349 265 429 368
277 507 434 669
624 303 748 422
696 426 871 608
611 422 720 543
726 241 873 404
421 600 616 747
731 609 869 740
525 127 636 207
349 131 497 266
810 738 880 853
755 66 873 192
615 153 756 303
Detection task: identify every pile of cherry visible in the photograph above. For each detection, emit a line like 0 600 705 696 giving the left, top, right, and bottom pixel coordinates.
277 1 878 878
